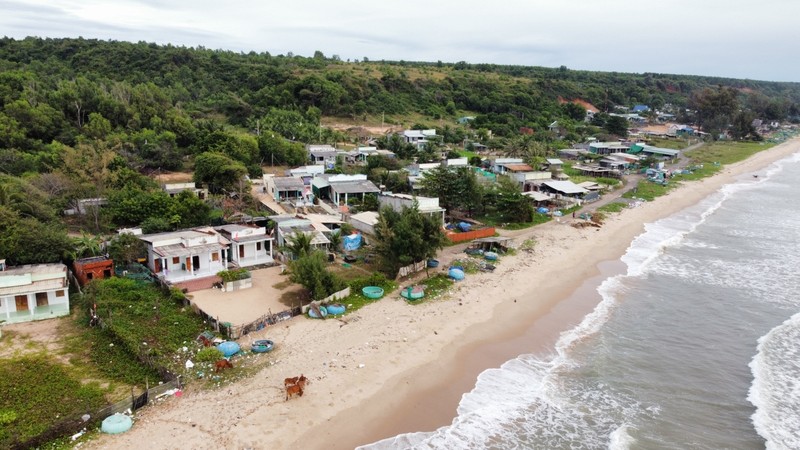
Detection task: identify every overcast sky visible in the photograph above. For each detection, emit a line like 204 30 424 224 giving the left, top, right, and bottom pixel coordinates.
2 0 799 82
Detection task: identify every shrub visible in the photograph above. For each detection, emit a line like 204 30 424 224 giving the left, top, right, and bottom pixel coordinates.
195 347 224 362
217 268 251 283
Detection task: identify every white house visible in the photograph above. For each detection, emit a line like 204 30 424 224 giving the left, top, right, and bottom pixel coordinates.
214 224 274 268
162 182 208 199
0 262 70 324
348 211 380 236
139 228 230 284
312 174 381 206
378 193 446 224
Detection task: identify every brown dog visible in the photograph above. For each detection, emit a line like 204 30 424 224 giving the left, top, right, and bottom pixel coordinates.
214 359 233 372
285 384 304 401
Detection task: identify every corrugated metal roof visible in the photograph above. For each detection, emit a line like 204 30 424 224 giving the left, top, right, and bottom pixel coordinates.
542 181 588 195
330 180 381 194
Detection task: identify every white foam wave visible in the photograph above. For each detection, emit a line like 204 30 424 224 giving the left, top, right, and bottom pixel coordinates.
609 424 636 450
748 311 800 450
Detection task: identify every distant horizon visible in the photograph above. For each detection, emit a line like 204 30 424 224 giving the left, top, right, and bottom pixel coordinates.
2 0 799 83
5 33 797 86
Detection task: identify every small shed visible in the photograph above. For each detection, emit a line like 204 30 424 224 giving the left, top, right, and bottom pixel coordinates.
72 256 114 287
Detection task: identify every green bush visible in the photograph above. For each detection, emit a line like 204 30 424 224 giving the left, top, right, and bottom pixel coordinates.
195 347 224 362
217 268 251 283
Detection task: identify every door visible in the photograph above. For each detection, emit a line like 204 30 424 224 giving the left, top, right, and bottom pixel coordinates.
192 255 200 271
15 295 28 311
239 245 245 258
36 292 48 307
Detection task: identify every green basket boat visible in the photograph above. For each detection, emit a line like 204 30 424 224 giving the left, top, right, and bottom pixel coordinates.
362 286 384 299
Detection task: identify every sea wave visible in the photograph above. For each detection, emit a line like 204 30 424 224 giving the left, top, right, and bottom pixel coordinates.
748 312 800 450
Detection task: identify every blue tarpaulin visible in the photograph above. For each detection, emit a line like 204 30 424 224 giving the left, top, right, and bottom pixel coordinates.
344 233 362 251
537 207 550 214
457 222 472 232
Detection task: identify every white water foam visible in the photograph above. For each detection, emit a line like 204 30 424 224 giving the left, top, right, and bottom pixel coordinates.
748 312 800 450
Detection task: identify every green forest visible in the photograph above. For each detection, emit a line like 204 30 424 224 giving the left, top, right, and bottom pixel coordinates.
2 36 799 266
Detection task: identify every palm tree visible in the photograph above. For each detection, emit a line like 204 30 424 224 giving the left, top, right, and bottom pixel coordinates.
283 232 314 259
327 230 343 253
72 231 103 259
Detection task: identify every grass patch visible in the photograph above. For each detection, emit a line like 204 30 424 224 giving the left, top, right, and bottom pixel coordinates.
78 278 209 384
0 355 108 448
597 202 628 213
684 140 774 166
622 180 675 201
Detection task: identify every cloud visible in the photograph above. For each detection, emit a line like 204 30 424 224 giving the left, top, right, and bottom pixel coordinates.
1 0 799 81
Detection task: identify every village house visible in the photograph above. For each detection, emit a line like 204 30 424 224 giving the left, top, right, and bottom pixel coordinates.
312 174 381 207
537 180 589 202
162 182 208 199
628 144 681 160
72 255 114 287
0 261 70 324
400 129 436 146
378 193 446 224
306 144 340 167
348 211 380 236
488 158 525 175
264 175 313 207
589 141 632 155
214 224 274 268
270 216 330 256
139 228 230 288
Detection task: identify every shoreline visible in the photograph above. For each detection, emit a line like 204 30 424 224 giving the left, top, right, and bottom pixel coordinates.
83 139 800 450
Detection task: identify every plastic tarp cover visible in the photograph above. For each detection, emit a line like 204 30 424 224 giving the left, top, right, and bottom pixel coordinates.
457 222 472 232
344 233 362 251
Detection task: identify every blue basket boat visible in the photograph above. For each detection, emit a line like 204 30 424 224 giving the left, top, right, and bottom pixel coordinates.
427 259 439 268
101 413 133 434
484 251 498 261
326 303 346 315
251 339 274 353
308 305 328 319
216 341 240 358
448 267 465 281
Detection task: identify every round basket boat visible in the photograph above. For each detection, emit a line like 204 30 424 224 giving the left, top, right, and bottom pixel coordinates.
251 339 274 353
216 341 240 358
427 259 439 268
101 413 133 434
326 303 346 315
362 286 385 299
308 305 328 319
400 286 425 300
484 251 498 261
448 267 465 281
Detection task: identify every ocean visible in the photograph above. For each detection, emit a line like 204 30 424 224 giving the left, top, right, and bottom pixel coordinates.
363 150 800 449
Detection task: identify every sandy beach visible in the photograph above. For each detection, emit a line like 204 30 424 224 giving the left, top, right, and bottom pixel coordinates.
82 139 800 450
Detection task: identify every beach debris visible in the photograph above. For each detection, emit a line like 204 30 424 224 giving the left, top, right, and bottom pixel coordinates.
358 363 365 368
185 360 194 369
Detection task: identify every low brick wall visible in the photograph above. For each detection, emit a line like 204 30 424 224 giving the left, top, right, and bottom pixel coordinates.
445 227 496 243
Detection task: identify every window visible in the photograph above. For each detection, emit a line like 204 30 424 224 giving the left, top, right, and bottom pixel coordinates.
256 242 262 251
172 256 180 264
87 272 94 280
36 292 48 307
211 252 219 262
56 290 65 297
